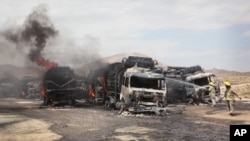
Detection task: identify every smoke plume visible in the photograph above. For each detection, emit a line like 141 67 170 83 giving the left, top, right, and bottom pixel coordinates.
22 6 58 62
0 4 102 75
1 4 58 69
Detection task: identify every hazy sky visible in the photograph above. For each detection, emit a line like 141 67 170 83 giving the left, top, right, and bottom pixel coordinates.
0 0 250 71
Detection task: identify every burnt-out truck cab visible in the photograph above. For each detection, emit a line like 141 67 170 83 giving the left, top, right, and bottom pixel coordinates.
185 72 221 103
120 66 167 114
88 56 168 115
163 65 221 104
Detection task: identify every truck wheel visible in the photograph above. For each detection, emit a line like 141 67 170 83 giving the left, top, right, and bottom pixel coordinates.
43 97 49 106
119 98 127 114
119 103 126 114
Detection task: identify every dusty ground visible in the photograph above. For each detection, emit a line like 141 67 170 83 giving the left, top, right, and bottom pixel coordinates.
0 97 249 141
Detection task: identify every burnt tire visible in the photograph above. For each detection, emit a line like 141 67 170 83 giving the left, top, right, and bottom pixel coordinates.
104 99 111 109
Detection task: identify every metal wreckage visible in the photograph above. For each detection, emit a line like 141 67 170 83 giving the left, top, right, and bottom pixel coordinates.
39 56 221 115
19 76 41 99
41 67 88 106
163 65 221 104
87 56 167 115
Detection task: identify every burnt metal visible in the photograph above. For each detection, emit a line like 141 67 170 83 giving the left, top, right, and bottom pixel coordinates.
42 66 88 106
163 65 221 104
88 56 167 115
86 56 220 114
19 76 41 99
122 56 156 69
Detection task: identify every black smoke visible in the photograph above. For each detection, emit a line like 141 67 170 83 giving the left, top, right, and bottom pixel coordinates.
1 4 58 63
0 4 102 76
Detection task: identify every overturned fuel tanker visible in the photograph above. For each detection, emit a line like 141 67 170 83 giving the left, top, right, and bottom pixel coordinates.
88 56 167 115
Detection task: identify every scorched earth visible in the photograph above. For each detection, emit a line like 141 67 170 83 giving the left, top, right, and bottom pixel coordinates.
0 97 250 141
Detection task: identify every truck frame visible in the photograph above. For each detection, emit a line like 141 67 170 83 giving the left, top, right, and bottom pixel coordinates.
88 56 167 115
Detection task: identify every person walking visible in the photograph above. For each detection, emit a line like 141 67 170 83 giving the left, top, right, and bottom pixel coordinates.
223 81 241 116
208 82 216 107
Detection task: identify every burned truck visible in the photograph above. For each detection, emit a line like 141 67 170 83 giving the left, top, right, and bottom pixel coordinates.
88 56 167 115
0 76 19 98
19 76 41 99
41 66 88 106
185 72 221 103
165 77 204 104
163 65 220 104
119 66 166 114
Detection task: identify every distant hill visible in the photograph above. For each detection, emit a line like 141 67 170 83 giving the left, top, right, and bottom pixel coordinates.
205 68 250 85
205 68 250 76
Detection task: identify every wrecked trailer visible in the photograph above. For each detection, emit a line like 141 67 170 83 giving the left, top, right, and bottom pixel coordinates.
165 77 205 105
185 72 221 103
19 76 41 99
87 56 221 114
88 56 168 115
163 65 220 104
41 66 89 106
164 65 203 80
122 56 157 69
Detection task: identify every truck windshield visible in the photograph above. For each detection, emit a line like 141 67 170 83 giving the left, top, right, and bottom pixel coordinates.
130 76 165 90
193 77 209 86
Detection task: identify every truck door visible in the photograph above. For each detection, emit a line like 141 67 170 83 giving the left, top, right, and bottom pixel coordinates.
121 76 130 103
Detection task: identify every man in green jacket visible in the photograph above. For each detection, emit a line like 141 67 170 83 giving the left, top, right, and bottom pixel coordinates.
223 81 241 116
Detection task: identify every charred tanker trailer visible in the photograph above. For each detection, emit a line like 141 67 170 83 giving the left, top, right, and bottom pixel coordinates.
88 56 167 115
41 66 88 106
163 65 221 104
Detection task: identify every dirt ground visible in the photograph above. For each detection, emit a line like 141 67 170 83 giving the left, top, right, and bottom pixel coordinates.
0 97 249 141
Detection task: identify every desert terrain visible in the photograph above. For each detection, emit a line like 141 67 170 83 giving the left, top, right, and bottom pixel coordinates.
0 64 250 141
0 95 249 141
0 2 249 140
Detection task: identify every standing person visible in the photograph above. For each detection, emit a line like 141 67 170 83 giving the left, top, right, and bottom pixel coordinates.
208 82 216 107
223 81 241 116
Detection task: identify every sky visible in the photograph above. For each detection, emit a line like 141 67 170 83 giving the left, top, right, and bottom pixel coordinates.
0 0 250 72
